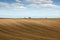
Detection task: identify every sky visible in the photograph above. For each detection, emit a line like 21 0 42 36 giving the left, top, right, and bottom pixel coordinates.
0 0 60 18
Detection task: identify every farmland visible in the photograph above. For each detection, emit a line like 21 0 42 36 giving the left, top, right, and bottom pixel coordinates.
0 18 60 40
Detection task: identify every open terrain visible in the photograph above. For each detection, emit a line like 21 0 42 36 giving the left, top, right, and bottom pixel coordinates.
0 18 60 40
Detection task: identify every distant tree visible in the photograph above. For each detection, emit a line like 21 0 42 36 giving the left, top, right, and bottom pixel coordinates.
28 17 31 19
24 17 26 19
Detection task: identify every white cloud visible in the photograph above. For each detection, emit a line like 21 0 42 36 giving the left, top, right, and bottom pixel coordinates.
28 4 60 8
11 3 26 9
0 2 9 7
0 2 26 9
40 4 60 8
25 0 53 4
25 0 60 8
16 0 21 2
16 0 19 2
0 0 26 9
0 0 60 9
28 4 40 8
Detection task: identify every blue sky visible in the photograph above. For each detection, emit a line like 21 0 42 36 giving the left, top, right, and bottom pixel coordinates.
0 0 60 18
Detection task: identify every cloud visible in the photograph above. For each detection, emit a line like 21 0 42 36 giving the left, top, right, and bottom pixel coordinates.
0 2 9 7
0 2 26 9
16 0 21 2
40 4 60 8
25 0 60 8
28 3 60 8
16 0 19 2
0 0 60 9
25 0 53 4
11 3 26 9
